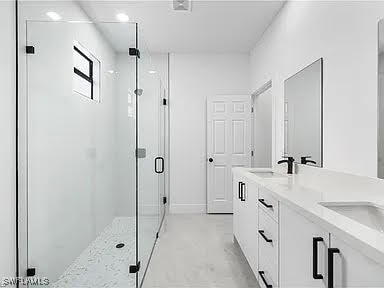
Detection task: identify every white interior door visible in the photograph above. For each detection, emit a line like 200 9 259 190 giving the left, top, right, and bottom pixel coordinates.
207 95 251 213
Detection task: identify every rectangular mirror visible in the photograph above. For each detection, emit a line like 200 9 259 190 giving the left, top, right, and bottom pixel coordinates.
378 19 384 179
284 58 323 167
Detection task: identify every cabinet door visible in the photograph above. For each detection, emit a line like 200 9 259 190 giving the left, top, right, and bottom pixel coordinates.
237 176 248 253
280 203 328 288
233 173 241 241
243 180 259 275
330 235 384 288
233 173 246 252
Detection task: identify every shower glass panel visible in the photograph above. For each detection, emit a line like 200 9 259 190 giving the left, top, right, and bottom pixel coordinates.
137 36 165 285
25 21 139 287
159 81 167 224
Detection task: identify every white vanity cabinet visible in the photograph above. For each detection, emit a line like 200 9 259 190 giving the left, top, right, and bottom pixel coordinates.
280 202 384 288
233 169 384 288
233 172 259 275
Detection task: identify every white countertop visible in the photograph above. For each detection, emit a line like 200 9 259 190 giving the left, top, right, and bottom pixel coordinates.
234 167 384 266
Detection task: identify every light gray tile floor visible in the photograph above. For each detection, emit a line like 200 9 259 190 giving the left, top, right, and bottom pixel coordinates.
142 214 259 288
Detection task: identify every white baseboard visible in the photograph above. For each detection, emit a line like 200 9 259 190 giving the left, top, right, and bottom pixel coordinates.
169 204 206 214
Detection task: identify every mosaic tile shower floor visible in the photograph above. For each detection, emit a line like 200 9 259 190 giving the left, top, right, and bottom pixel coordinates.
51 217 136 288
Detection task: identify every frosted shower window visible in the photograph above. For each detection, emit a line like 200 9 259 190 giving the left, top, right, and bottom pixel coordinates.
73 41 100 101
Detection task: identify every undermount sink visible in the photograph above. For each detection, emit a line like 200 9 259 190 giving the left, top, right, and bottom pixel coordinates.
320 202 384 233
251 171 287 178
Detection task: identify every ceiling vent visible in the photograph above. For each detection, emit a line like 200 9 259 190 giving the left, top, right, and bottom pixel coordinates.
172 0 192 12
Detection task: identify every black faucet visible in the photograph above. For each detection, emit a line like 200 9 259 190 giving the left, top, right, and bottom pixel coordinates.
301 156 317 165
277 157 295 174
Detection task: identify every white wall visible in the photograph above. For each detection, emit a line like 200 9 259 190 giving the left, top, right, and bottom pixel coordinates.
0 0 16 281
250 1 384 177
169 53 250 213
150 53 169 89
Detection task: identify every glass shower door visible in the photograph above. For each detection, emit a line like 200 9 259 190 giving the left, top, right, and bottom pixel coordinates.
159 81 167 224
137 37 165 285
24 21 139 287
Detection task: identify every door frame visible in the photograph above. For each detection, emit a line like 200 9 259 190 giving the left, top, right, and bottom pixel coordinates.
251 80 273 168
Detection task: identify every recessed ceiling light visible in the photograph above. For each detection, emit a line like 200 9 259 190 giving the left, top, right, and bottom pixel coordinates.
116 13 129 22
46 11 62 21
149 70 157 74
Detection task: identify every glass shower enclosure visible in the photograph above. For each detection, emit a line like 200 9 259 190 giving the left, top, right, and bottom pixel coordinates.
19 20 166 287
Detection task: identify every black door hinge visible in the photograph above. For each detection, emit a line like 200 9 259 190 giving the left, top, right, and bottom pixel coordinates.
251 107 254 113
27 268 36 277
129 48 140 58
163 196 167 205
251 151 254 157
163 98 167 105
26 46 35 54
156 232 159 239
129 261 141 273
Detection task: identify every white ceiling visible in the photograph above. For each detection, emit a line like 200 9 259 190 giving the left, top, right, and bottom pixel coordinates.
78 0 285 53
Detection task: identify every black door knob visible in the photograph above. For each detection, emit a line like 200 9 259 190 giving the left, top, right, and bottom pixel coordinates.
209 158 213 162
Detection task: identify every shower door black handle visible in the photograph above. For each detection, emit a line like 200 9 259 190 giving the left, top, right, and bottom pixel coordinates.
155 157 164 174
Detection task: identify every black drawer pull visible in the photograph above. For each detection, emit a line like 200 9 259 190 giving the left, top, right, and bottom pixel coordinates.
258 230 273 243
241 182 246 201
258 271 273 288
259 198 273 208
328 248 340 288
312 237 324 279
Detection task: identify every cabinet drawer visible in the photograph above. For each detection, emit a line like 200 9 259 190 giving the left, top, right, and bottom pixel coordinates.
259 208 278 280
259 208 278 248
258 187 279 222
